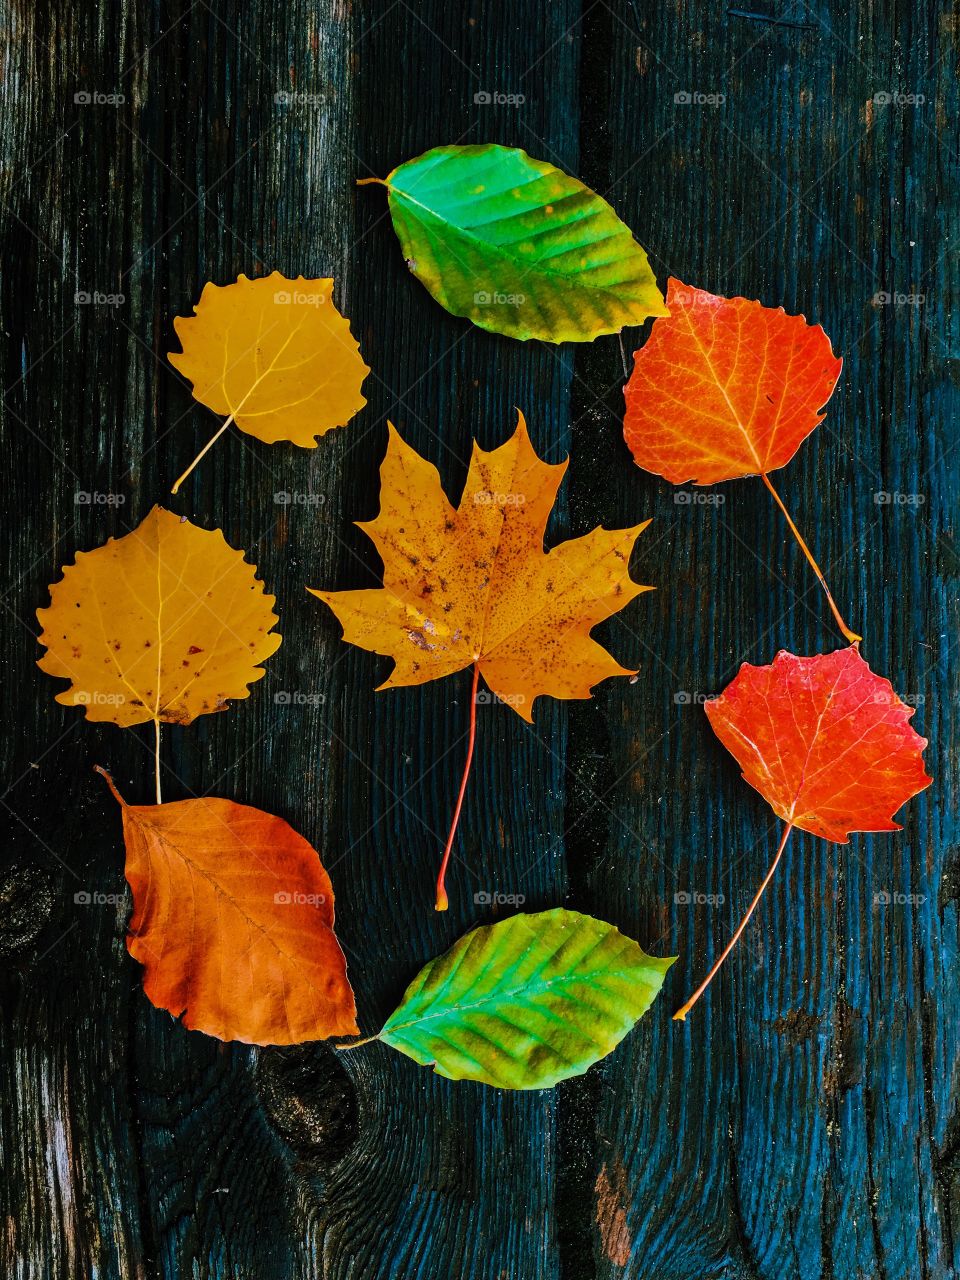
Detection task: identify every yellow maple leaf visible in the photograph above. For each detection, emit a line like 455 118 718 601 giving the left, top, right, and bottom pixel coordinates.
168 271 370 491
37 507 281 733
311 412 651 721
310 413 653 908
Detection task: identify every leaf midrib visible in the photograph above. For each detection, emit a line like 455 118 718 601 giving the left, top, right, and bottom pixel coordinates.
387 182 648 298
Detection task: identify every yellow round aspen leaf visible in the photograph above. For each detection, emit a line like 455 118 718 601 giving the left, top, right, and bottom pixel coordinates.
36 506 281 729
168 271 370 491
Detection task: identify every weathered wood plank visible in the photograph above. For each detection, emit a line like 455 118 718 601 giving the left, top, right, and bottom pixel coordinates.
1 1 957 1278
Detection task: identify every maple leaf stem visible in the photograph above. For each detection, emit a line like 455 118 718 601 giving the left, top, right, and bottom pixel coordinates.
170 414 236 495
760 472 862 644
435 660 481 912
673 822 794 1021
153 719 162 805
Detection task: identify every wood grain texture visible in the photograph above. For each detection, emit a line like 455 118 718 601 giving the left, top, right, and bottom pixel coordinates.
0 1 956 1278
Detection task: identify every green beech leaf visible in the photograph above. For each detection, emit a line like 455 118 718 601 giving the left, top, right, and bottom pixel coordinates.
365 144 667 343
377 908 674 1089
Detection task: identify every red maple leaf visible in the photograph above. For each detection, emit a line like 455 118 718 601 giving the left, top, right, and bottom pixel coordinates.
675 646 931 1019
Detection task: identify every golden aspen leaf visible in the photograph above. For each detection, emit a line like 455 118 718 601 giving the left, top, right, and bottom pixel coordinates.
99 771 358 1045
310 413 652 724
167 271 370 490
37 506 281 729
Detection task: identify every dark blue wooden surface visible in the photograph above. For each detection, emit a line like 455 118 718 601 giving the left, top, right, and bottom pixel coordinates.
0 2 957 1277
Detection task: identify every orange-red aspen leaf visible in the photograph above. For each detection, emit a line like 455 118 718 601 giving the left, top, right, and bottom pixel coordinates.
623 278 858 644
98 770 358 1045
623 278 842 485
675 646 932 1019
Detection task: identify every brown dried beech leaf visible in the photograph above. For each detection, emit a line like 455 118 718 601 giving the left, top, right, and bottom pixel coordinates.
37 506 281 728
99 771 358 1044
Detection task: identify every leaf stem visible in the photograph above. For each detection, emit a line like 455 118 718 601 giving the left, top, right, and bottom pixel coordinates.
760 471 861 644
94 765 128 807
153 719 162 805
435 660 481 912
332 1033 380 1051
355 176 385 187
673 822 794 1021
170 413 236 495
